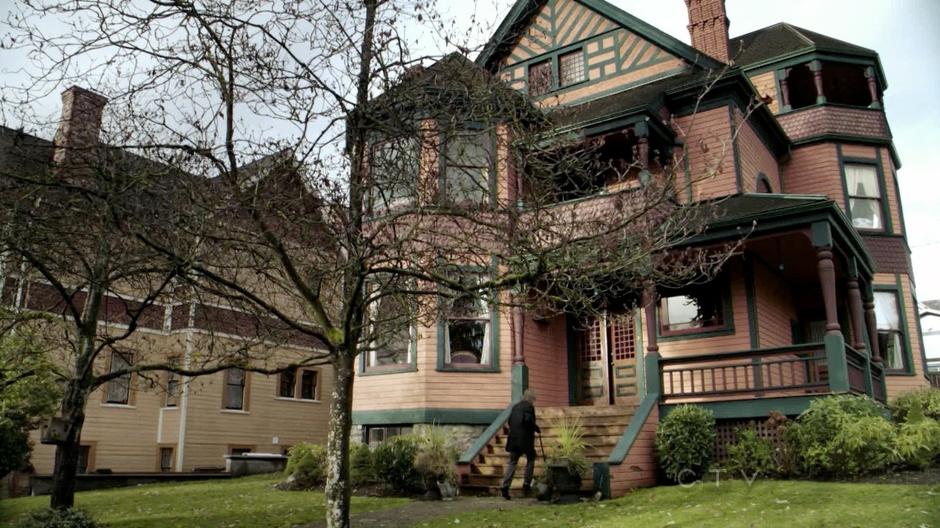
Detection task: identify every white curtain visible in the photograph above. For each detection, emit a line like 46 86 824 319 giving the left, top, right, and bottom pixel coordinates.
874 291 900 330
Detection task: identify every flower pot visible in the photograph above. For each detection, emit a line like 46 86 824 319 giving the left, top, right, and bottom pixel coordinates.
437 478 458 501
547 461 582 504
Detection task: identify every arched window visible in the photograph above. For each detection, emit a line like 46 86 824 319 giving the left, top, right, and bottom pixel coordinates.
756 173 773 194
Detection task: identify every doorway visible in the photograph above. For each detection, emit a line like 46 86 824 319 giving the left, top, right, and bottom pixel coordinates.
574 312 639 405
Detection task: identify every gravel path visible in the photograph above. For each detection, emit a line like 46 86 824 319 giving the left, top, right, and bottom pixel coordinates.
301 496 540 528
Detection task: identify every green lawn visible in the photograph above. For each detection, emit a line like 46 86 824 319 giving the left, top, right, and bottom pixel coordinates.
0 474 409 528
422 480 940 528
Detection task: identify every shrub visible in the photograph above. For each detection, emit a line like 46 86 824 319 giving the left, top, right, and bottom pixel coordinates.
283 443 328 488
413 426 459 485
350 442 375 486
896 418 940 470
16 508 105 528
656 405 716 483
371 435 421 494
786 395 895 478
891 388 940 423
726 428 777 478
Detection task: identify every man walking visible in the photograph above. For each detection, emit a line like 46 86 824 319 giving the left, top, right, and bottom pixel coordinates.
500 389 540 500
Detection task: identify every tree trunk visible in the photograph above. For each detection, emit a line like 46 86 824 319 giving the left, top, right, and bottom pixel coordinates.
50 383 89 509
324 348 356 528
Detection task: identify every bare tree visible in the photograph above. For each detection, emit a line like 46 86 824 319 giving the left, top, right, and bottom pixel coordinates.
1 1 751 525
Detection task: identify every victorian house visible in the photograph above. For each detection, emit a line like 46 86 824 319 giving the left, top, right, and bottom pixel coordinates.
351 0 930 497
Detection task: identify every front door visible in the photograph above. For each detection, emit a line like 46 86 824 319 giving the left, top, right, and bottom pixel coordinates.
576 312 638 405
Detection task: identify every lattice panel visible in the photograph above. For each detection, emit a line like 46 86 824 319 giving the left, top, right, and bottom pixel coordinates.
609 314 635 360
714 419 786 462
577 317 604 363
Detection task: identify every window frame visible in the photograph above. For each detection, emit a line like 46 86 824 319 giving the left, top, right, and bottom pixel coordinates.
656 277 735 340
558 48 586 88
158 446 174 473
438 125 496 207
276 367 322 401
873 285 915 375
164 357 181 408
840 154 891 233
221 367 250 411
103 351 134 406
436 266 500 373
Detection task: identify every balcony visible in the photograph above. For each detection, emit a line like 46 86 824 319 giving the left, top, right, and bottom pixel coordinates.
777 105 890 144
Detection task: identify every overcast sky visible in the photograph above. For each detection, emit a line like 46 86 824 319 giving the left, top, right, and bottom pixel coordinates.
442 0 940 302
3 0 940 301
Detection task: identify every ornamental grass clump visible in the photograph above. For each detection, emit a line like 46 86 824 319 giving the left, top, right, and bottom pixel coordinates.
546 416 590 477
656 405 716 483
413 426 459 486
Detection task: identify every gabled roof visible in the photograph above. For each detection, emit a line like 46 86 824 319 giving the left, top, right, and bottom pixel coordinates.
476 0 721 71
732 22 879 68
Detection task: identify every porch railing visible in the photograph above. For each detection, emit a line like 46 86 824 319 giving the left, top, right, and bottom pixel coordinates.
660 343 829 402
870 361 887 403
845 345 868 396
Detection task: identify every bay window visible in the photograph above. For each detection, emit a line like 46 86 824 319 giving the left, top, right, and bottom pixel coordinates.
442 130 492 205
365 289 416 372
659 281 727 336
369 137 419 213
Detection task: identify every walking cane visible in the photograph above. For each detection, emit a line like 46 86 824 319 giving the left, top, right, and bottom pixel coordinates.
537 432 546 462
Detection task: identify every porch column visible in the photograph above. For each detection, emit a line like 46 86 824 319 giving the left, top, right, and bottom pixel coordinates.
511 305 528 402
635 121 651 185
641 284 661 396
816 243 849 392
777 68 792 112
809 60 826 105
865 67 881 109
846 276 868 352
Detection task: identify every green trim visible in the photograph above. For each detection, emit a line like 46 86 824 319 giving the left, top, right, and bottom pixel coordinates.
543 65 688 108
607 394 658 463
634 315 646 396
644 349 661 396
661 395 818 419
791 134 901 169
457 404 513 464
825 332 849 393
874 280 916 376
353 408 502 426
511 363 529 402
910 288 930 381
811 220 833 247
744 255 760 349
740 50 887 93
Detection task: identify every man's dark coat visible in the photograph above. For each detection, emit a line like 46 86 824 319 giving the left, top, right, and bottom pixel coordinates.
505 400 540 456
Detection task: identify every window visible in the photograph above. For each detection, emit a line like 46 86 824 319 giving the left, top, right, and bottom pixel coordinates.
659 283 726 335
165 358 180 408
369 137 419 213
559 49 585 87
443 131 491 205
300 370 318 400
366 289 416 372
77 445 92 473
106 352 133 404
875 291 908 371
278 368 296 398
223 368 247 410
277 368 319 401
364 425 412 447
528 59 552 96
160 447 174 473
845 164 882 230
756 173 773 193
441 273 493 368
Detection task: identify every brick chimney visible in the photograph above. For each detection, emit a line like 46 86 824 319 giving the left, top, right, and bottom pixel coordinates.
684 0 731 63
52 86 108 168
